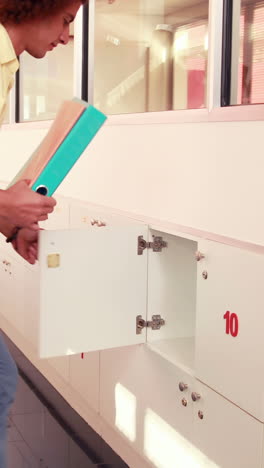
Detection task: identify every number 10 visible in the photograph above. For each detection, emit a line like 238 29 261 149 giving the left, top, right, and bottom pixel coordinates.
223 311 239 337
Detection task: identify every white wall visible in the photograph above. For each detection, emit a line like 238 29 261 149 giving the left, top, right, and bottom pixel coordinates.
1 118 264 245
1 117 264 468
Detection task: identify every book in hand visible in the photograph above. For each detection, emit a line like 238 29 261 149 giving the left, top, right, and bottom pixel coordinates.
9 99 107 196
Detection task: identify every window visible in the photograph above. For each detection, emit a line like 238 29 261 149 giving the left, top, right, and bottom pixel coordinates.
231 0 264 105
93 0 209 114
19 23 75 121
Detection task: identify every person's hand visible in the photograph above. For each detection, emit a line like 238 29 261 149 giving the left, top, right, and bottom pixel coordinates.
13 227 39 264
1 180 56 229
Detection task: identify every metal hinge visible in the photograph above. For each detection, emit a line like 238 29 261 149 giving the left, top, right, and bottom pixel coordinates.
138 235 167 255
136 315 165 334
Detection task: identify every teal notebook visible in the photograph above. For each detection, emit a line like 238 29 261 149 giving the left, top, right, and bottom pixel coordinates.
31 103 107 196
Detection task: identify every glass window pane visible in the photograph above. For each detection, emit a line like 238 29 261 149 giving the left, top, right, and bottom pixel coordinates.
20 23 75 122
232 0 264 105
94 0 209 114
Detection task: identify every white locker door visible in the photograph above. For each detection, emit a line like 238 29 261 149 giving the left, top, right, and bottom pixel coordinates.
38 225 148 358
192 381 263 468
23 264 40 351
196 239 264 420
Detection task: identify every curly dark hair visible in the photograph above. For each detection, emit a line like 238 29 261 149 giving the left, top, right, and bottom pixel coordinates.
0 0 87 24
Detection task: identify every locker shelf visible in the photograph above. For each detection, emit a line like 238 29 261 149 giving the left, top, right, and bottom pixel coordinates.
148 337 195 374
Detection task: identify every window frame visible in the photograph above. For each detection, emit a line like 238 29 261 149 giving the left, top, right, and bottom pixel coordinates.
3 0 264 129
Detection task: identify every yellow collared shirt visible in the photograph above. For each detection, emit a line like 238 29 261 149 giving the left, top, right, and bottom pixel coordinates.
0 24 19 125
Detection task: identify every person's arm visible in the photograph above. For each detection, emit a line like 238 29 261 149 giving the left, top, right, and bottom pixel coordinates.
15 228 39 264
0 217 39 264
0 215 16 239
0 180 56 229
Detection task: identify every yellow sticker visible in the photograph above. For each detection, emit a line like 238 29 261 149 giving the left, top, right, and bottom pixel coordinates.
47 254 60 268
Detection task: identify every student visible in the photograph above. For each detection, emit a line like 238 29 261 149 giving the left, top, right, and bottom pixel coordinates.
0 1 86 465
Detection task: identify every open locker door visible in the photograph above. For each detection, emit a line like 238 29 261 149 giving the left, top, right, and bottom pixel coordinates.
38 225 148 358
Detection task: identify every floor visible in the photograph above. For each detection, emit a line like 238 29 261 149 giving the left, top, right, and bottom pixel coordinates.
3 333 128 468
8 376 89 468
7 374 119 468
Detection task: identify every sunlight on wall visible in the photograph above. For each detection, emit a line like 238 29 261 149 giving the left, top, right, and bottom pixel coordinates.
204 33 209 51
162 48 168 63
174 32 188 53
115 383 136 443
66 349 76 355
144 409 219 468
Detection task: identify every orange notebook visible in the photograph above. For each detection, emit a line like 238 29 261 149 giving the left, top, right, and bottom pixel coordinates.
10 99 86 186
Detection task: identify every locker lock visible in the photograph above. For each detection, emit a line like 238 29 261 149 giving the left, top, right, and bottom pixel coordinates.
179 382 188 392
195 251 205 261
91 219 106 227
191 392 201 402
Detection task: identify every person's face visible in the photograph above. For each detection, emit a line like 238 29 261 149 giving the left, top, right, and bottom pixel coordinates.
24 2 82 58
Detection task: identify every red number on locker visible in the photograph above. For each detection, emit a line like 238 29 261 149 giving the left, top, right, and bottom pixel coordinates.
223 311 239 337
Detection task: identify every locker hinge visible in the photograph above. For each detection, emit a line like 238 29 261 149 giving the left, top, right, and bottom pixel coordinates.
137 235 167 255
136 315 165 334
